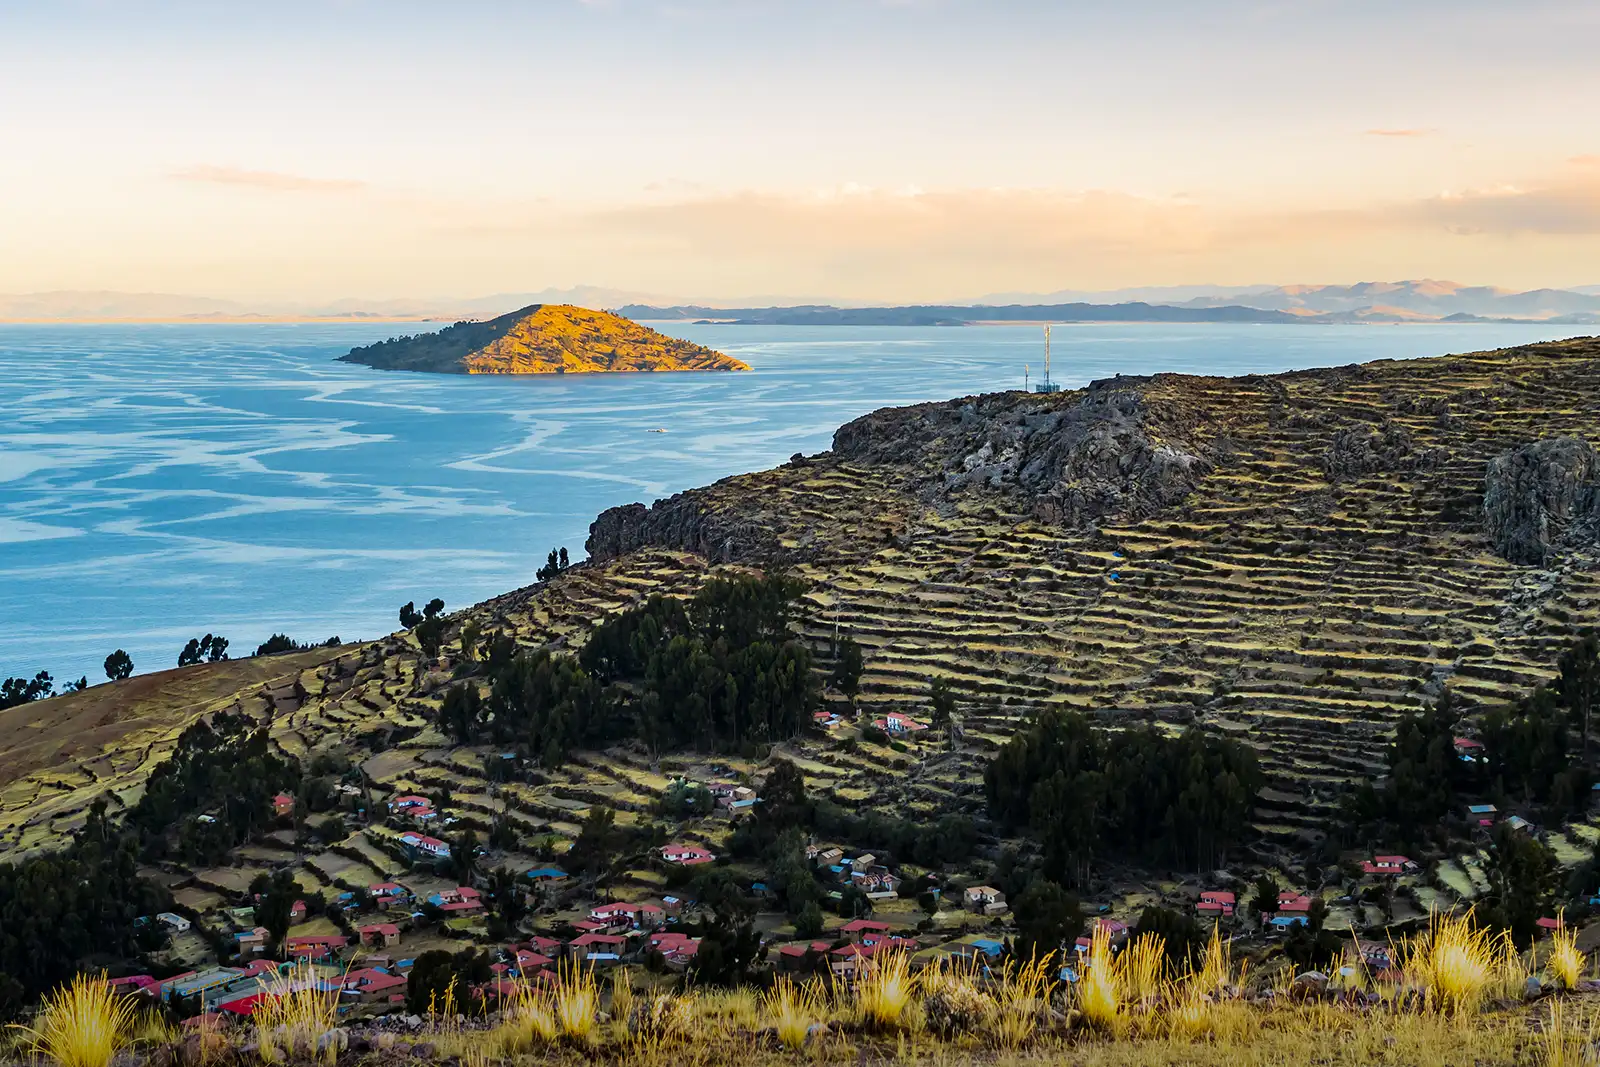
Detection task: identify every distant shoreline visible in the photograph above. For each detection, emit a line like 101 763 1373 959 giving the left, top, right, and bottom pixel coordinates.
0 315 445 326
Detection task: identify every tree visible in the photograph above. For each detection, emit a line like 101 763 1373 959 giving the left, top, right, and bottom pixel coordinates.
425 598 445 620
536 548 572 582
837 884 872 919
1249 873 1279 917
1481 824 1559 946
178 634 229 667
255 634 298 656
449 828 480 884
1 671 54 709
399 602 423 629
1013 878 1082 962
830 634 864 699
1556 634 1600 767
1136 906 1206 970
104 650 133 681
416 617 445 659
486 866 526 929
459 621 482 662
794 900 825 939
929 677 957 728
439 684 483 744
251 868 301 954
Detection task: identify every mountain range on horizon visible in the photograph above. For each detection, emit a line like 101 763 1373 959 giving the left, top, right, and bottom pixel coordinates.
3 279 1600 324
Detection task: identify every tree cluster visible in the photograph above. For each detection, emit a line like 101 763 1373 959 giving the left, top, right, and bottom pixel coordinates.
436 573 818 765
985 709 1262 882
177 633 229 667
127 712 301 864
536 546 571 582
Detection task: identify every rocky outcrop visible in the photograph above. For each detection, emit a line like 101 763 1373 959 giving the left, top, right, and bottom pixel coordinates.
586 495 783 565
833 375 1216 525
1322 421 1438 478
1484 436 1600 564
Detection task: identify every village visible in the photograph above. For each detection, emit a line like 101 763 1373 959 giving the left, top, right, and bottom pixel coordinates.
105 720 1600 1027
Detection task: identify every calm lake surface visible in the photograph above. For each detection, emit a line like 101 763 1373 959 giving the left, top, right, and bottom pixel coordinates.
0 320 1587 682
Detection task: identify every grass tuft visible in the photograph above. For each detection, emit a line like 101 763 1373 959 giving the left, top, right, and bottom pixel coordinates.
1406 909 1497 1015
253 961 341 1064
11 973 138 1067
852 950 916 1031
990 953 1055 1049
763 978 823 1051
1547 914 1584 991
552 958 600 1044
1076 922 1123 1033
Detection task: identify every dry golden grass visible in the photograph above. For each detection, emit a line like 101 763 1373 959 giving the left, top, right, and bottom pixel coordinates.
10 973 138 1067
850 950 918 1032
1404 909 1498 1015
1548 915 1585 991
254 961 342 1064
763 977 823 1051
990 954 1055 1049
552 958 600 1044
1077 922 1124 1034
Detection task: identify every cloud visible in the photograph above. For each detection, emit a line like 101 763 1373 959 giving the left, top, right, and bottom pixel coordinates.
171 165 366 193
1365 128 1432 137
1386 173 1600 235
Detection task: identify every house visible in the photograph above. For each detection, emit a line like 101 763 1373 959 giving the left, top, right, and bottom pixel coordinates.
1197 891 1235 917
157 912 192 933
1270 915 1309 930
288 900 307 922
389 795 432 812
853 868 902 898
588 901 664 930
777 941 834 971
108 975 160 998
370 882 411 908
342 967 408 1004
714 786 757 809
161 967 245 1003
660 843 716 866
1466 804 1498 827
661 896 684 916
568 933 627 962
1537 917 1562 936
648 931 702 970
1507 815 1533 833
1349 939 1392 970
963 886 1006 913
526 867 568 884
1273 893 1313 915
1453 737 1486 763
399 832 450 860
840 918 893 943
235 927 270 956
813 711 843 728
873 714 929 736
286 935 349 961
273 793 296 817
1360 856 1418 877
429 887 483 914
513 950 553 975
360 923 402 948
811 847 844 867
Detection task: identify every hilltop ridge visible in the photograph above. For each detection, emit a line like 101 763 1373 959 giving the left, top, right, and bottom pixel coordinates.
340 303 748 375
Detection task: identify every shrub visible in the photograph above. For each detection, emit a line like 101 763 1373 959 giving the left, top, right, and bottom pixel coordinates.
14 973 138 1067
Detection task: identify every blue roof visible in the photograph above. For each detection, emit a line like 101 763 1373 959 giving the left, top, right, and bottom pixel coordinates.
971 939 1004 954
1467 804 1496 813
1271 915 1308 927
526 867 567 879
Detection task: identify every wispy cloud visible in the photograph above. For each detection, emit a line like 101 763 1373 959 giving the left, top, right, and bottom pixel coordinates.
171 165 366 193
1365 128 1433 138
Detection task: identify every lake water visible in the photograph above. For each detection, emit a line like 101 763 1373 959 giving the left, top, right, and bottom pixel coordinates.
0 320 1587 683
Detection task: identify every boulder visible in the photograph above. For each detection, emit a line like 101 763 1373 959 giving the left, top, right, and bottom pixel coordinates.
1484 437 1600 564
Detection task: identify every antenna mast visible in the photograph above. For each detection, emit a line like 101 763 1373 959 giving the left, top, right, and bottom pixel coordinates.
1032 323 1061 393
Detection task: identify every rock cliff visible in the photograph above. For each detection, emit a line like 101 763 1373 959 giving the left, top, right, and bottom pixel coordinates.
1484 436 1600 564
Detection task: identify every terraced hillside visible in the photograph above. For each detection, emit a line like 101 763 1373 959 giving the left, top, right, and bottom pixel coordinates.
586 337 1600 835
3 338 1597 867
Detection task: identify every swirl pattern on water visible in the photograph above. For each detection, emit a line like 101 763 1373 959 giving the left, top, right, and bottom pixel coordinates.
0 320 1584 681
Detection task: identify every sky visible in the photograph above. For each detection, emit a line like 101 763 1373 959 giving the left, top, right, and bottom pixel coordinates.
2 0 1599 304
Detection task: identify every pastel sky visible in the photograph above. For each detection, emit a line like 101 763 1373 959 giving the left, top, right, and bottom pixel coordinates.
3 0 1598 302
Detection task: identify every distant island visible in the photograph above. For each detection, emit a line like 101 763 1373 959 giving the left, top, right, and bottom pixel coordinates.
340 304 750 375
618 299 1600 327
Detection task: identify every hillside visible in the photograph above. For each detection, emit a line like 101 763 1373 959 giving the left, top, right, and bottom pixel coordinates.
5 337 1598 860
340 304 749 374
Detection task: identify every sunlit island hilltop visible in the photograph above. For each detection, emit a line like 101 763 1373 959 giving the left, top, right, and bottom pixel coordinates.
340 303 749 375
